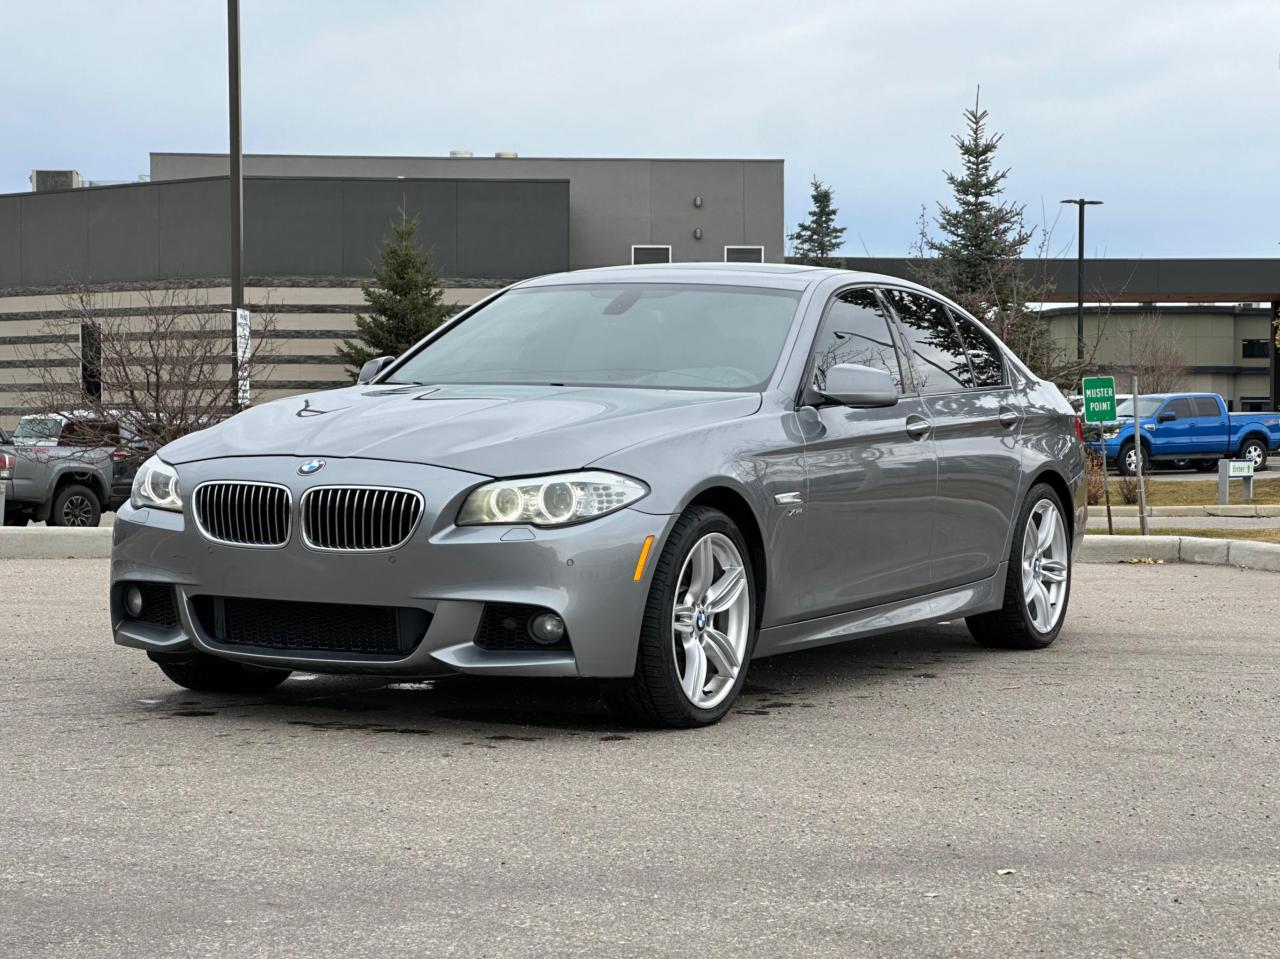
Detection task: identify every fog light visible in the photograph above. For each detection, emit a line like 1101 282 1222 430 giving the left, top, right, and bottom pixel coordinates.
125 585 144 617
528 612 566 645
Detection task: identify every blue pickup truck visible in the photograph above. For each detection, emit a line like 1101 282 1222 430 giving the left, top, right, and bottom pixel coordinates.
1092 393 1280 476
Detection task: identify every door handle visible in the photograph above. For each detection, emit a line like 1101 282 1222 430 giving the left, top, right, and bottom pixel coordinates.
998 407 1021 429
905 415 932 440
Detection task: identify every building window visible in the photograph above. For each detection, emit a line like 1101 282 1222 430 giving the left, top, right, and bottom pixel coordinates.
631 245 672 265
1242 339 1269 359
724 246 765 263
1241 397 1270 412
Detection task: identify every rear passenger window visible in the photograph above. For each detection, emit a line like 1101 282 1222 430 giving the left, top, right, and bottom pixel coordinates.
885 290 974 393
811 289 906 393
950 311 1004 387
1193 397 1221 418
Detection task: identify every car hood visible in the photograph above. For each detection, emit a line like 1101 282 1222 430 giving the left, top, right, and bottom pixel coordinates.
160 383 763 477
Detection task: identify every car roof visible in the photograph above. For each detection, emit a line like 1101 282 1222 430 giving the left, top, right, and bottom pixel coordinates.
514 262 938 294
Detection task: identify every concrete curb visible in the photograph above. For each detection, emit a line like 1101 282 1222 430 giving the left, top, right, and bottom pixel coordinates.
1081 534 1280 572
1087 504 1280 518
0 527 113 559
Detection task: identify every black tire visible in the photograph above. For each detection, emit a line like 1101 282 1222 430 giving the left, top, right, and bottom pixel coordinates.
1115 441 1150 477
1166 459 1191 471
48 484 101 527
966 483 1072 650
1193 459 1218 473
607 506 757 728
148 651 291 693
1239 438 1268 472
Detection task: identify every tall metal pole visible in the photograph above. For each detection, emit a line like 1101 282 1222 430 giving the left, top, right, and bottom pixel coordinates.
227 0 244 413
1131 373 1149 536
1076 201 1085 364
1061 199 1103 369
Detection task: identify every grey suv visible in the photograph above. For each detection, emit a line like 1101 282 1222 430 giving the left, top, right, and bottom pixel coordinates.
110 264 1086 727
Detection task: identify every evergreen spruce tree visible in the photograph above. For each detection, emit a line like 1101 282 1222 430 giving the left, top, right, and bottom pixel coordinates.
788 177 847 265
914 89 1062 381
337 210 454 377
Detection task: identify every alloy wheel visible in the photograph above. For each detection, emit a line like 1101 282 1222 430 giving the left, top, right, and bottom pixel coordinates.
1244 443 1265 467
671 532 751 709
62 495 94 526
1021 499 1069 634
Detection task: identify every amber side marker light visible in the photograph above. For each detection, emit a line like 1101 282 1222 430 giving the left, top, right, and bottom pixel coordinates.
633 535 656 581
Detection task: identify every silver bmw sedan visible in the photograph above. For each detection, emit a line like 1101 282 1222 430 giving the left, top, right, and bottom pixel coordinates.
112 263 1086 727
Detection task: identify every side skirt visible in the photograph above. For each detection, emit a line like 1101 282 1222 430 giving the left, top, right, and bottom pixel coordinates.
752 562 1008 659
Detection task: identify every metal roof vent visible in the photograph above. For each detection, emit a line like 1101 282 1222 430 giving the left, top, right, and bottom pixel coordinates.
494 151 518 158
449 150 473 158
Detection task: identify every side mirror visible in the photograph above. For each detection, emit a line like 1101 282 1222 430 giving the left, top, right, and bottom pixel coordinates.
818 364 898 408
357 356 396 385
1157 411 1177 423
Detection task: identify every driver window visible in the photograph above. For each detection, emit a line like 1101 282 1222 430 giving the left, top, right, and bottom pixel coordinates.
811 289 907 394
1164 398 1195 419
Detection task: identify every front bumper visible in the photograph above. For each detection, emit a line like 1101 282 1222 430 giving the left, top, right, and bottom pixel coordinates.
110 457 674 678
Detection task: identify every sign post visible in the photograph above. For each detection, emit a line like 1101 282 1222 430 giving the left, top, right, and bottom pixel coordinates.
1218 459 1255 505
1082 376 1118 534
1130 375 1149 535
234 308 251 409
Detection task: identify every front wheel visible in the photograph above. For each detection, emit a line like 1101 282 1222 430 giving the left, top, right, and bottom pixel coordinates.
967 484 1072 650
148 651 291 693
608 506 756 728
1239 438 1269 472
1116 441 1150 477
49 484 101 527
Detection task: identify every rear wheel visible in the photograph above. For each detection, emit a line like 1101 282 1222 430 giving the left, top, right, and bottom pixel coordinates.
1239 438 1268 472
48 484 101 527
967 484 1071 650
608 506 756 728
148 651 291 693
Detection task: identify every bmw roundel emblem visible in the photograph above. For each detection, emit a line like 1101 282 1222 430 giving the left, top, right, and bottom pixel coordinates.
297 459 326 476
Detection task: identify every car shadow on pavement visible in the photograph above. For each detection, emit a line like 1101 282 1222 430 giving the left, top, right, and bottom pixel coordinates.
140 620 998 736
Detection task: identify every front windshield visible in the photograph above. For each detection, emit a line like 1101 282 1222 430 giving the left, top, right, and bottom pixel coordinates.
1114 397 1163 419
14 416 62 441
387 283 803 391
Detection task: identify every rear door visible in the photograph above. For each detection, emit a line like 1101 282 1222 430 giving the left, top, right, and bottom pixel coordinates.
795 286 938 615
884 289 1023 589
1191 395 1228 455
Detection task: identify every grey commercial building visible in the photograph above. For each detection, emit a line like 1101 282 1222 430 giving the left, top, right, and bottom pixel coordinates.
0 152 785 425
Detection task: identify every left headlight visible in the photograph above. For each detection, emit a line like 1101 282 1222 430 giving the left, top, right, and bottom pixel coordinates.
130 455 183 512
458 471 648 527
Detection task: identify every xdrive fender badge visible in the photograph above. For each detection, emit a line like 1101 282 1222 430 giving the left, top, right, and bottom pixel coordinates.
297 459 326 476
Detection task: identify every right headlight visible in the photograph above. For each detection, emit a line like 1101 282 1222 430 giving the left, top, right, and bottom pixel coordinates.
130 455 183 512
458 471 648 527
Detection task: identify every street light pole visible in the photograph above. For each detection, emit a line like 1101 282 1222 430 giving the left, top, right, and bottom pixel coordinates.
1060 198 1103 366
227 0 244 412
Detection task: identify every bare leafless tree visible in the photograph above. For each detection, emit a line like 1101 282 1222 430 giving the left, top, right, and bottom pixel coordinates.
17 286 280 462
1108 312 1190 394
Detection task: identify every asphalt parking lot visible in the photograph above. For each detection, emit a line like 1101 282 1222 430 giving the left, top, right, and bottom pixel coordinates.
3 559 1278 958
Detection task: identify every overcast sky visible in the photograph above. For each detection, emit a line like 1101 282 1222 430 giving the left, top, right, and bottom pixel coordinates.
3 0 1277 258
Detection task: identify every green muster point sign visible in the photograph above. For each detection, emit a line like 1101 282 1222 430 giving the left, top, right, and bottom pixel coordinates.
1081 376 1117 424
